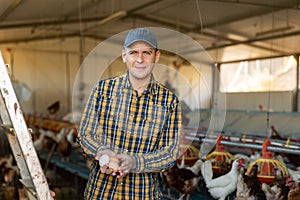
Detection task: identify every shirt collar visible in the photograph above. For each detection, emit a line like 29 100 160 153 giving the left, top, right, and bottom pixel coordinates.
121 71 158 95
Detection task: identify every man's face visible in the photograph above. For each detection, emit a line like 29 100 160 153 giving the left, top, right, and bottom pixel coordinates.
122 41 160 81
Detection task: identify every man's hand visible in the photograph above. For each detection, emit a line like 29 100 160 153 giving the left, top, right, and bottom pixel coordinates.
95 148 116 161
116 154 136 178
95 148 117 175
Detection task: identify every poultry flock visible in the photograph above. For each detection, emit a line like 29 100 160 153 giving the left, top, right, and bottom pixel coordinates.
0 114 82 199
1 114 300 200
161 149 300 200
26 115 80 162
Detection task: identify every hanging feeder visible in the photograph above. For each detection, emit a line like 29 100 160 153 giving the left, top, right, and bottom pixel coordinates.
246 139 289 184
206 135 235 176
176 132 200 166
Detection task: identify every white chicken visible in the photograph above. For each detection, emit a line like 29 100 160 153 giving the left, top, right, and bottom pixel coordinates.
201 158 245 200
33 130 47 151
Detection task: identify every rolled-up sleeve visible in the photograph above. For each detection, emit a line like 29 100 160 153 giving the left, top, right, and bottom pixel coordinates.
77 84 105 158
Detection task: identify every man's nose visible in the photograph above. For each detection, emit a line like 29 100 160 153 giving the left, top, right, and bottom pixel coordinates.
136 53 144 62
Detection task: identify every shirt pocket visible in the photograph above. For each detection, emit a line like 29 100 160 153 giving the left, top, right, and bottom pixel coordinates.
143 104 169 134
126 104 169 153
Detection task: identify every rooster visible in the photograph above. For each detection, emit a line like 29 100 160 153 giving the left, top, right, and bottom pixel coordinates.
161 159 203 200
202 158 245 200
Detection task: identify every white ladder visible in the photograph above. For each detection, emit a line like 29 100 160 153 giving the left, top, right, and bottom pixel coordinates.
0 52 53 200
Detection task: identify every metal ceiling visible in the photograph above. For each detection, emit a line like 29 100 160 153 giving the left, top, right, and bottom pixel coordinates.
0 0 300 62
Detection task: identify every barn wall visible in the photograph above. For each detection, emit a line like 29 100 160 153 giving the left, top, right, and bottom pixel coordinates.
218 91 294 112
0 36 213 119
0 37 97 117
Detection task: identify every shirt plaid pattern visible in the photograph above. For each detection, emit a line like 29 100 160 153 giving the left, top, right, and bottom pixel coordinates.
78 72 182 200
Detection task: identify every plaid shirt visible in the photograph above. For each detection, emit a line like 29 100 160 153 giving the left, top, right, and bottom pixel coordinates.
78 72 182 200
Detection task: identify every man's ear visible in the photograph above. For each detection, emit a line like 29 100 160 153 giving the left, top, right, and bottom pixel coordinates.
121 50 126 63
155 50 161 63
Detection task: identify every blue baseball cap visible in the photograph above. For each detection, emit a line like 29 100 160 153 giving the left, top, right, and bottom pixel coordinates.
124 28 158 49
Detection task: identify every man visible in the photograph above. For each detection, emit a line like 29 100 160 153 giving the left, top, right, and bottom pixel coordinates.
77 28 182 199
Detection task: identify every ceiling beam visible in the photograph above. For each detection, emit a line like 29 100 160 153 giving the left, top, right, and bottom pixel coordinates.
130 14 288 55
204 29 300 52
0 33 79 44
193 0 300 31
0 16 103 30
0 0 23 21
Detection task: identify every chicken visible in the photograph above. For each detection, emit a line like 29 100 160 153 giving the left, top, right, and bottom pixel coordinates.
0 154 18 175
287 168 300 184
201 158 245 200
53 126 74 161
38 129 57 152
0 155 20 199
236 166 253 200
54 126 69 143
57 134 72 162
66 127 79 148
236 164 265 200
271 166 289 199
33 130 47 151
260 166 289 200
249 151 261 163
261 183 284 200
42 135 57 153
234 153 251 168
286 177 300 200
38 126 71 154
269 125 283 140
161 159 203 199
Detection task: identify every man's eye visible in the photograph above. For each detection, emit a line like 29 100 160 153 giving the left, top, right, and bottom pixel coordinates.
128 51 137 55
144 51 152 55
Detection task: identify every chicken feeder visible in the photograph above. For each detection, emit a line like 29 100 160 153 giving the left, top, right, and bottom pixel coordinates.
176 132 200 166
246 139 289 184
206 135 235 176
